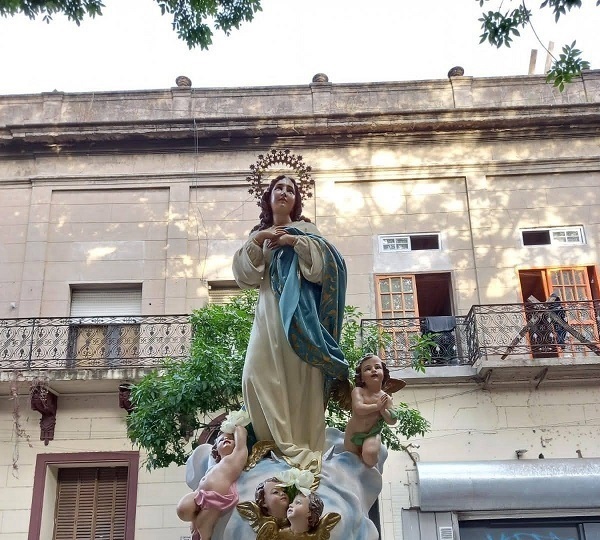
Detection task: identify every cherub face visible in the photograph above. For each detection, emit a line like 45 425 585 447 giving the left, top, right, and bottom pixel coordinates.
360 355 384 385
287 493 310 525
263 481 290 519
215 432 235 458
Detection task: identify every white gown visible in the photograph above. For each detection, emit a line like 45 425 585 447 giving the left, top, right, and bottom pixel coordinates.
232 221 327 470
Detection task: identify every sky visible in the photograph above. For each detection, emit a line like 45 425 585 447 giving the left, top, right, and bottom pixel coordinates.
0 0 599 95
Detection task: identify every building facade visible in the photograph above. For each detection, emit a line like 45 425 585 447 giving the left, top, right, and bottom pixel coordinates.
1 71 600 539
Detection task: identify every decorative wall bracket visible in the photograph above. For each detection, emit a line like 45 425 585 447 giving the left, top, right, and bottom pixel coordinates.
118 383 134 414
30 385 58 446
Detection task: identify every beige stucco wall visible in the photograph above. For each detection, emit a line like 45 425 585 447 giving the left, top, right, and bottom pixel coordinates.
2 168 599 319
0 392 193 540
2 73 600 539
1 382 599 539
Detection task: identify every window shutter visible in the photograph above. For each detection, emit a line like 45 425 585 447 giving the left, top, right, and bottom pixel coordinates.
208 286 242 305
54 467 128 540
70 288 142 317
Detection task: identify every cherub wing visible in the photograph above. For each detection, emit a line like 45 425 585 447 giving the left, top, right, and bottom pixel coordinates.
314 512 342 540
236 501 263 533
383 377 406 395
256 520 280 540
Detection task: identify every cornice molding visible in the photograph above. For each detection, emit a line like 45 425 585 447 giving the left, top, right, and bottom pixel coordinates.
2 156 598 189
2 103 600 151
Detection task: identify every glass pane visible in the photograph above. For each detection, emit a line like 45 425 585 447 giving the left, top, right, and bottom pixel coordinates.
576 287 589 300
577 308 591 320
574 270 585 284
392 295 403 310
391 278 402 293
404 311 415 318
565 288 575 300
380 280 390 293
382 312 393 319
405 295 414 309
395 237 409 250
381 297 391 310
402 277 413 292
550 272 560 285
563 271 573 285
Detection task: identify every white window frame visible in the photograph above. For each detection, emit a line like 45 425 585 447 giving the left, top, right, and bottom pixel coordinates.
521 226 585 247
378 233 441 253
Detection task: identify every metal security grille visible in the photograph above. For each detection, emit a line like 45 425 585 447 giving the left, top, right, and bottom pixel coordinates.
53 467 128 540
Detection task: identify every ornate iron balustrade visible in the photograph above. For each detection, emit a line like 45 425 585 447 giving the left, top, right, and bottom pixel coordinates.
361 300 600 368
470 300 600 360
3 301 599 373
0 315 191 371
361 315 469 368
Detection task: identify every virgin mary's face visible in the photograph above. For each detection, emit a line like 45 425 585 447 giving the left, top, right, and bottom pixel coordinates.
269 177 296 217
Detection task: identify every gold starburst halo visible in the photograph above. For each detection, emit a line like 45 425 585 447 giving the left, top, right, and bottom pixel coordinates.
247 149 315 205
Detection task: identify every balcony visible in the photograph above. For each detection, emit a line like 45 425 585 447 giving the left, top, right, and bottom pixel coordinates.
362 300 600 386
0 315 191 393
2 301 600 393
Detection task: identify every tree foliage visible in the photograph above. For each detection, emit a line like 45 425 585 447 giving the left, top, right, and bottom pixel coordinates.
477 0 595 90
126 295 429 470
0 0 262 49
126 290 256 470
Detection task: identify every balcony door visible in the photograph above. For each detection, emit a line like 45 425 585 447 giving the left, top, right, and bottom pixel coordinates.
374 273 453 364
519 267 599 357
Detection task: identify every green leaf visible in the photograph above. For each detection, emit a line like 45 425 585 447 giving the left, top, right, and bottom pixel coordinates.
545 40 590 92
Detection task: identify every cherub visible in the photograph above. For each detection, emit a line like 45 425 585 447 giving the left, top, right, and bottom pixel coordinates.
344 353 405 467
237 476 290 533
284 492 323 535
256 477 291 521
176 425 248 540
255 491 340 539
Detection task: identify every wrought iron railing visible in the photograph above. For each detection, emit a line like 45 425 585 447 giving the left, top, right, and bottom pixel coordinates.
361 300 600 368
2 301 599 373
470 300 600 360
0 315 191 371
361 315 469 368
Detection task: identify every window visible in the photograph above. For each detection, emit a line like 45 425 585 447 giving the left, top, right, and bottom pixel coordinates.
379 233 440 252
68 286 142 367
460 517 600 540
29 452 139 540
521 226 585 246
519 266 599 358
54 467 128 540
374 273 456 365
